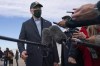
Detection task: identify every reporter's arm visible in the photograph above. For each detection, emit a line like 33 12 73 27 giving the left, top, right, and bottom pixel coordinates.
17 23 26 54
86 35 100 46
66 15 100 28
71 1 100 21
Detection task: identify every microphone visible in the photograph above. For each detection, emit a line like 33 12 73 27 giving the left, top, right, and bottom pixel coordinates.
47 25 100 48
41 28 54 57
49 25 67 44
42 28 53 46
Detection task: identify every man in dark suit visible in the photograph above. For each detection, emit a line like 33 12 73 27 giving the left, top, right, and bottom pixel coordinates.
17 1 59 66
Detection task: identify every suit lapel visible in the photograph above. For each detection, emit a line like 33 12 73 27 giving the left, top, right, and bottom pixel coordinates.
29 17 48 40
41 18 50 38
29 18 41 38
41 18 47 29
41 18 47 36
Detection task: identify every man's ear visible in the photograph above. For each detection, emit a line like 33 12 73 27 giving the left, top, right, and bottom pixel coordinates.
30 9 33 14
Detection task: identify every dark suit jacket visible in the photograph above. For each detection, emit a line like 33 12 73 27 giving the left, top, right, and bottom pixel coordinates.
18 17 59 66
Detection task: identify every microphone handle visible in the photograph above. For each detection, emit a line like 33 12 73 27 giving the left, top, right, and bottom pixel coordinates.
0 35 46 47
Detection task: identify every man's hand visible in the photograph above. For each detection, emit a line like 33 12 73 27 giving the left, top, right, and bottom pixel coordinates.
21 51 28 61
54 62 59 66
72 4 98 21
68 57 77 64
87 35 96 43
56 21 66 28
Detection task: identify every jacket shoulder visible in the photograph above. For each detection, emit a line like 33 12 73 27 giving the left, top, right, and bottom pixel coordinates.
43 18 52 25
23 19 31 24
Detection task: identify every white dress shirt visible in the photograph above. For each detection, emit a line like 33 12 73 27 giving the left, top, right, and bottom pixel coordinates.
34 18 41 36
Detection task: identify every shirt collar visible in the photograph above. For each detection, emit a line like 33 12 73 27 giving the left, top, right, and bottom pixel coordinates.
33 17 41 21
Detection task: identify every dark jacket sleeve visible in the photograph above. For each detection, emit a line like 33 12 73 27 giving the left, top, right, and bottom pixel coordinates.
52 41 59 63
68 44 77 58
17 23 26 54
66 15 100 28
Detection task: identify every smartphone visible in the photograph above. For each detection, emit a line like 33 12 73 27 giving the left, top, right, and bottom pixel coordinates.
67 11 74 14
53 22 58 24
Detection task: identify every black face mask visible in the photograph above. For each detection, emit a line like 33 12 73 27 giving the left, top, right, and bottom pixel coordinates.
34 10 41 18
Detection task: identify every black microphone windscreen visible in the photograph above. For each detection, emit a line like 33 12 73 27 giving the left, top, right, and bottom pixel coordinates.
49 26 67 43
42 28 53 46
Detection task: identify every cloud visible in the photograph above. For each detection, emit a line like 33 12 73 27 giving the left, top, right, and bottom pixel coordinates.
0 0 99 21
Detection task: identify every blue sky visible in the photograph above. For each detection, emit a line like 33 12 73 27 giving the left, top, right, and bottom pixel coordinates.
0 16 28 51
0 0 99 52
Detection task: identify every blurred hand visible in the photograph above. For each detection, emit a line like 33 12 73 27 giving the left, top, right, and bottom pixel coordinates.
72 31 86 39
68 57 76 64
21 51 28 61
87 35 96 43
72 4 98 21
54 62 59 66
56 21 66 28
